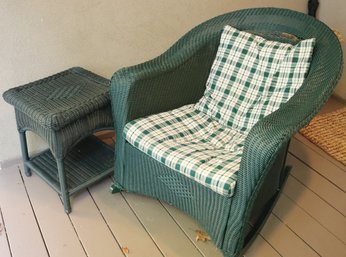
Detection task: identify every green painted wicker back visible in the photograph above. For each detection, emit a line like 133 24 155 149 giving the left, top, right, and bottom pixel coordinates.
125 8 342 126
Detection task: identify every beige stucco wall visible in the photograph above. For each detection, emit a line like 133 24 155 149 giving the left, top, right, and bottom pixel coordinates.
0 0 342 163
318 0 346 100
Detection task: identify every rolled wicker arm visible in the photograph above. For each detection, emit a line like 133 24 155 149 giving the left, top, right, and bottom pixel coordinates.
110 31 220 183
224 35 343 253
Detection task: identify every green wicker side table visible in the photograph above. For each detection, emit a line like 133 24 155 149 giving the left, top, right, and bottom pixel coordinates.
3 67 114 213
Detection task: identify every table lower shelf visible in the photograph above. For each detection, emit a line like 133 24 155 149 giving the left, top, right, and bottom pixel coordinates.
26 136 114 195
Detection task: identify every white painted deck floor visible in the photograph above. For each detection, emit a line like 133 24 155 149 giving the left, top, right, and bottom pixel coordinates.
0 100 345 257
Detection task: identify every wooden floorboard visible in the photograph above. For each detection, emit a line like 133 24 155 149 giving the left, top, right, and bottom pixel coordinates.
161 201 223 257
89 178 163 257
21 166 87 257
283 175 346 244
293 134 346 173
290 136 346 192
245 235 281 257
68 190 124 257
123 192 203 257
287 154 346 216
274 194 346 256
260 214 319 257
0 205 12 257
0 166 48 257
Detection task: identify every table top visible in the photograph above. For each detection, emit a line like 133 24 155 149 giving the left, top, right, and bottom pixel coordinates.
3 67 110 130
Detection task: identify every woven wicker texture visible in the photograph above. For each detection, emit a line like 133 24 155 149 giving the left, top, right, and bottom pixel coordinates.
110 8 343 257
3 67 114 212
300 107 346 166
3 67 110 131
3 67 113 159
29 135 114 194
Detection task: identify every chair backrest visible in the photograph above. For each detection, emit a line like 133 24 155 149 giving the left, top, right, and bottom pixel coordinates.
174 8 342 123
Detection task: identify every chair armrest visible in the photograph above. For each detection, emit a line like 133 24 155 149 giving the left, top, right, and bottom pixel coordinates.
110 29 221 133
223 54 343 252
110 29 221 181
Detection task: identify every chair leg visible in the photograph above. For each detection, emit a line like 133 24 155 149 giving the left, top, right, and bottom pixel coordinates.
57 159 71 213
18 131 31 176
110 183 122 194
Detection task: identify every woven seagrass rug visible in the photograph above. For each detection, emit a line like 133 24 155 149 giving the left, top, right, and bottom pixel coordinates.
300 106 346 166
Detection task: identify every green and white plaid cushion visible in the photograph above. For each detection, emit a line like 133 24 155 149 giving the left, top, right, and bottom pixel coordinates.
124 104 247 196
195 25 315 132
124 26 315 196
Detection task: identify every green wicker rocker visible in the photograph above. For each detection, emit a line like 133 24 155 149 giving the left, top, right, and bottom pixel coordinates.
109 8 343 257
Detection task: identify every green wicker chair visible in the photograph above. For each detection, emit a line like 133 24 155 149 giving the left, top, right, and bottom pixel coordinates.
109 8 343 256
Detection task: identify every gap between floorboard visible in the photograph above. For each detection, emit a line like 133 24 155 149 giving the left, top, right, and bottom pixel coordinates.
289 137 346 193
0 205 12 257
283 175 346 244
88 178 164 257
273 194 346 256
160 201 223 257
20 164 88 257
122 192 204 257
0 165 49 257
287 154 346 216
67 190 125 257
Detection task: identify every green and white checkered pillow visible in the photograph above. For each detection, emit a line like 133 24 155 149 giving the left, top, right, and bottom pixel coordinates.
124 104 247 196
195 25 315 133
123 26 315 197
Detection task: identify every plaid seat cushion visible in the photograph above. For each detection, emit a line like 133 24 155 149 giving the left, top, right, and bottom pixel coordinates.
124 104 247 196
195 25 315 133
124 26 315 196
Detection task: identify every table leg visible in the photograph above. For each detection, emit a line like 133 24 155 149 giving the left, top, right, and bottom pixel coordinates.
57 159 71 213
19 131 31 176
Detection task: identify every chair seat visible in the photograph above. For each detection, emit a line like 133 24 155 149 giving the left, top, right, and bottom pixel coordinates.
124 104 247 196
3 67 110 131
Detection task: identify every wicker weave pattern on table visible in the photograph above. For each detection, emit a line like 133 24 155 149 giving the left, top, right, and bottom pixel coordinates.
29 136 114 194
3 67 110 131
3 67 114 159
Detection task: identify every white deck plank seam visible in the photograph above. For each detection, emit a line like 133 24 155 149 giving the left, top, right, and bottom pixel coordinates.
18 166 51 257
282 174 345 239
288 156 346 217
270 212 321 257
293 134 346 172
159 201 207 257
288 151 346 194
0 205 13 257
282 187 346 245
62 198 89 257
87 189 126 257
120 192 166 256
257 234 283 257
